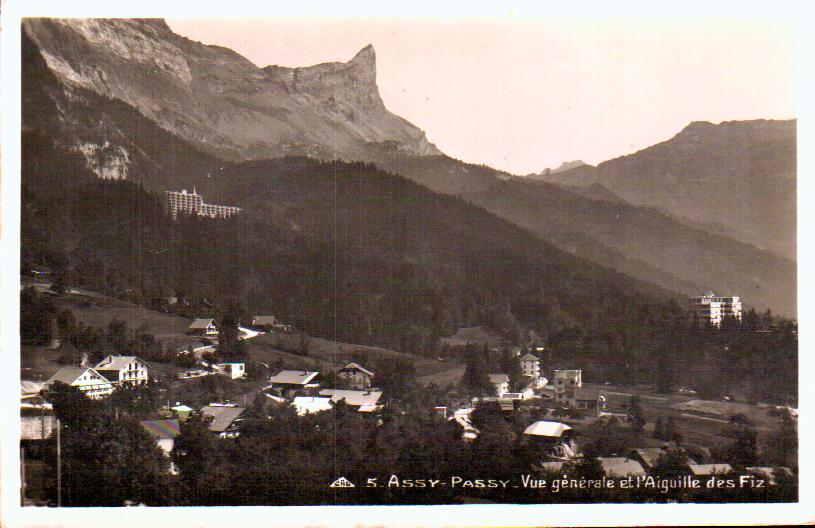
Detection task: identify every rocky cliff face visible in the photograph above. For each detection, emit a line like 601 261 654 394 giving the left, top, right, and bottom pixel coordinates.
23 18 440 162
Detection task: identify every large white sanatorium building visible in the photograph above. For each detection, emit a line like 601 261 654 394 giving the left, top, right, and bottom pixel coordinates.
165 189 241 219
689 292 742 326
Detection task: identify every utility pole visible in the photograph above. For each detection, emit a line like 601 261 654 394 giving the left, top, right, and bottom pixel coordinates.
20 446 26 505
56 418 62 507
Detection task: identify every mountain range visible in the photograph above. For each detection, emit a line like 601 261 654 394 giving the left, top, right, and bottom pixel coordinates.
536 120 796 261
21 18 797 317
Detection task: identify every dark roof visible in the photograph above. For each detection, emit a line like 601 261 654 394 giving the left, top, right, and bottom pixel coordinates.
632 447 666 469
252 315 276 326
574 387 602 400
188 318 216 329
339 362 374 377
200 405 246 432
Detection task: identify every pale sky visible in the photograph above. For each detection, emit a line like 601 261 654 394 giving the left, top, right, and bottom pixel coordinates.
167 18 795 175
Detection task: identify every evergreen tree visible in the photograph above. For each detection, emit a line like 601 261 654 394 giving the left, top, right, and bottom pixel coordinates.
653 416 665 440
217 311 242 358
655 352 673 394
653 448 689 478
727 424 758 467
767 409 797 468
626 395 646 434
462 344 495 397
665 416 682 442
499 347 525 391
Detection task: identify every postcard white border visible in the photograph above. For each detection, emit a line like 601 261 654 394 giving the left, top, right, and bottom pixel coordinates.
2 0 812 526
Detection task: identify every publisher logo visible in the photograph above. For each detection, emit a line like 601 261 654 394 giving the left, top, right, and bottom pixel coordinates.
329 477 355 488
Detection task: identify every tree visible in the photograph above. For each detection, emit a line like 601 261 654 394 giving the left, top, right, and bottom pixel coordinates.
43 381 102 429
655 352 673 394
766 409 797 468
173 412 221 497
499 347 525 391
653 448 689 478
218 312 242 358
109 381 161 417
727 424 758 467
462 344 494 397
665 416 682 443
653 416 665 440
372 358 417 403
626 395 646 434
41 384 175 506
570 445 604 479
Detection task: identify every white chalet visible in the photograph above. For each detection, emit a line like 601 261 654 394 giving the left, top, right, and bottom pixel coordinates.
95 355 150 385
45 366 114 399
337 362 374 389
187 318 219 336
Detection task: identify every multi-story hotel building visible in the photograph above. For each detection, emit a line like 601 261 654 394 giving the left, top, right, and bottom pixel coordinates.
689 292 742 327
553 369 582 405
165 189 241 219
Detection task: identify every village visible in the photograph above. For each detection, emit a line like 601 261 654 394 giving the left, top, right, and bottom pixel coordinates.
19 276 798 505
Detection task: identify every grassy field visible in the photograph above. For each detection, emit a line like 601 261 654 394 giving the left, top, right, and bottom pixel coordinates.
252 332 464 381
20 345 63 382
23 282 466 386
588 383 789 459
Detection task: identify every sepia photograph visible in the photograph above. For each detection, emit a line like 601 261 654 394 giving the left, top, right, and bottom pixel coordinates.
1 1 811 526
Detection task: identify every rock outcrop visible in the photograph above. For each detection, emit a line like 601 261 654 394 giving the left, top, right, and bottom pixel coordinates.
24 18 440 162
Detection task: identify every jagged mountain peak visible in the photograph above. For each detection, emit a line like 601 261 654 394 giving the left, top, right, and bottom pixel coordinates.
24 18 440 161
349 43 376 65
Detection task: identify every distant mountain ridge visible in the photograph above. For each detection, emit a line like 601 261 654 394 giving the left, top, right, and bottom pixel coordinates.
539 160 589 176
539 119 797 260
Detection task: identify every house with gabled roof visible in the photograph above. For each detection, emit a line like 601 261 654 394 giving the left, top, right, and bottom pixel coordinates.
140 419 181 455
200 405 246 438
187 318 219 336
94 355 150 385
688 463 733 476
319 389 383 413
252 315 292 332
292 396 334 416
251 315 277 330
268 370 320 388
630 447 697 472
573 387 606 416
488 373 509 397
598 457 647 478
45 366 114 399
523 420 577 459
337 362 374 389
